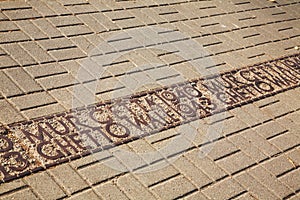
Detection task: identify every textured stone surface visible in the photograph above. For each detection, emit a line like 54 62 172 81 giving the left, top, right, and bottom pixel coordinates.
0 0 299 199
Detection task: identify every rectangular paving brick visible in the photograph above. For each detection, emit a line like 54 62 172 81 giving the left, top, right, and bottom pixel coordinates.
262 154 295 177
173 156 212 188
58 25 93 37
185 150 227 181
249 166 294 199
0 100 25 124
94 180 129 200
135 161 179 187
118 174 156 200
234 172 279 200
41 0 71 15
268 132 300 152
202 178 245 200
32 19 62 39
279 168 300 192
216 151 255 175
15 20 47 40
68 189 100 200
78 157 124 185
22 102 65 120
38 38 76 51
3 9 40 20
5 68 42 93
49 88 84 110
77 14 106 33
229 133 268 162
26 63 67 79
0 71 23 97
11 92 56 111
49 163 88 195
24 171 66 200
0 55 18 69
151 175 196 199
200 139 239 161
27 0 57 17
91 13 119 31
66 4 98 14
0 179 25 195
0 21 19 32
1 188 38 200
1 43 36 66
20 41 55 64
242 129 281 157
37 73 77 90
49 48 86 61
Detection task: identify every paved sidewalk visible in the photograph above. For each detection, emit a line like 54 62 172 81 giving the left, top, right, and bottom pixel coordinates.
0 0 300 199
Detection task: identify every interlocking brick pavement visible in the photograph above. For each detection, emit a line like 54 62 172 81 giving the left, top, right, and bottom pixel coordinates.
0 0 300 199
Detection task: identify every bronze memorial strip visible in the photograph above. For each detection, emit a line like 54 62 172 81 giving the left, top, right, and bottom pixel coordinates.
0 54 300 183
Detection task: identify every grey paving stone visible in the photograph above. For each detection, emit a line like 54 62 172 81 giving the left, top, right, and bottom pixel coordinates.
253 121 287 140
150 175 196 199
40 0 71 15
229 133 268 162
0 100 25 124
234 172 279 200
65 4 98 14
0 71 23 97
49 48 86 61
38 37 76 51
77 14 106 33
202 178 245 200
1 43 36 66
268 132 300 152
262 154 295 177
0 55 18 69
5 68 42 93
27 0 57 17
0 21 19 32
15 20 47 40
184 191 208 200
185 150 227 181
20 41 55 64
56 0 88 6
1 188 39 200
37 73 77 90
173 156 212 188
78 157 124 185
286 148 300 166
118 174 157 200
0 179 26 195
49 164 89 195
216 151 256 175
0 30 30 44
3 9 40 20
26 63 67 79
67 189 100 200
279 168 300 192
59 25 93 37
32 18 62 39
0 0 30 10
91 13 120 31
24 171 66 200
242 129 281 157
49 15 83 28
134 161 179 187
94 180 130 200
22 102 65 120
11 92 56 111
199 139 239 161
249 166 294 199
